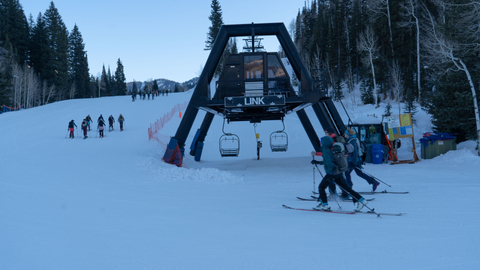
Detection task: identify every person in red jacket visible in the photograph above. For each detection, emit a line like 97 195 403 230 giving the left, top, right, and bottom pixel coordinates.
68 120 77 138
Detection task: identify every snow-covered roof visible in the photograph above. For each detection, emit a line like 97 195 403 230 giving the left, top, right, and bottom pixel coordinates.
351 116 383 125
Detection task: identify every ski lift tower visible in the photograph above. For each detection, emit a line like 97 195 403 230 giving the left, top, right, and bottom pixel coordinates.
163 23 346 165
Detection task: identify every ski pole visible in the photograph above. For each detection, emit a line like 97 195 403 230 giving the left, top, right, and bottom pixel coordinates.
311 152 316 192
359 167 392 187
334 182 381 218
313 163 324 178
65 130 69 139
327 178 342 210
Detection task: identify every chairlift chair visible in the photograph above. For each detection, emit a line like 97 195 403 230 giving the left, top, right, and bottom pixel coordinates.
219 119 240 157
270 119 288 152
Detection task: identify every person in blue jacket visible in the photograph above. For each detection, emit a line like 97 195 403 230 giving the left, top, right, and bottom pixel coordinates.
311 136 367 211
344 129 380 192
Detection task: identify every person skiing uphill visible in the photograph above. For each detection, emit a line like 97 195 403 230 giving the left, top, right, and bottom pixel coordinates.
108 115 115 131
311 136 368 211
344 129 380 192
68 120 77 138
98 117 106 138
118 114 125 131
85 115 93 131
81 119 88 139
323 127 344 197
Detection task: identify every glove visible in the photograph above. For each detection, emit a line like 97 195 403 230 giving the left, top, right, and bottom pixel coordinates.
311 160 323 165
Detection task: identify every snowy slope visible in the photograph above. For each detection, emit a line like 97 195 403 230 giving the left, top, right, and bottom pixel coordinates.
1 90 479 270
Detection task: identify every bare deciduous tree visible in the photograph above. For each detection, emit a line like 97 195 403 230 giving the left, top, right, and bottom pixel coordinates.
358 26 379 107
368 0 395 59
391 60 403 114
69 82 77 100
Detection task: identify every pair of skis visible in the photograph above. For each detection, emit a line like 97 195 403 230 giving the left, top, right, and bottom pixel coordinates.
296 196 375 202
285 189 408 217
282 205 403 216
312 190 409 195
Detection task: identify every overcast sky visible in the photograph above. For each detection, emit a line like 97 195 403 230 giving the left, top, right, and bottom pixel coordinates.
20 0 306 83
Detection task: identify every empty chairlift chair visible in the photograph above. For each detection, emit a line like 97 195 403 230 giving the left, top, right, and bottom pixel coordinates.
219 119 240 157
270 120 288 152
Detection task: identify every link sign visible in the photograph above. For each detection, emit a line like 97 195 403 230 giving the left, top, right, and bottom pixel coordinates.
224 95 285 108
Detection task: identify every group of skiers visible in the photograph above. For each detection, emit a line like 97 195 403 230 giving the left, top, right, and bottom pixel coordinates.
131 90 168 102
311 127 381 212
68 114 125 139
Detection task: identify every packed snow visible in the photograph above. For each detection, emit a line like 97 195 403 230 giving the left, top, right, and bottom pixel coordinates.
1 89 479 270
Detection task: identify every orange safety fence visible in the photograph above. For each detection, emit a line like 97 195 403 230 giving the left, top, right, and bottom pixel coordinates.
148 101 187 148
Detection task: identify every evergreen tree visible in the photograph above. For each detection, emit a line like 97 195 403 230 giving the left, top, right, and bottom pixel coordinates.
89 74 99 98
132 79 138 95
99 64 108 97
114 58 127 95
425 72 476 142
0 0 30 64
152 79 159 94
0 46 10 106
29 13 49 78
384 102 392 117
230 37 238 54
43 2 69 101
403 88 417 120
331 78 344 101
68 24 89 98
205 0 223 50
107 66 113 95
360 78 374 105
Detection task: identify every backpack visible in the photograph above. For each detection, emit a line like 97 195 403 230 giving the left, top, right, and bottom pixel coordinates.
331 142 348 174
353 137 364 157
344 141 354 155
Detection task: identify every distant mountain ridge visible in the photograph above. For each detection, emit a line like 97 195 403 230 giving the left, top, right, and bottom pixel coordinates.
126 77 199 92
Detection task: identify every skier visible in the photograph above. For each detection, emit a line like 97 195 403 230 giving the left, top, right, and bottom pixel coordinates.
98 117 106 138
81 119 88 139
85 115 93 131
344 129 380 192
311 136 368 211
108 115 115 131
323 127 344 197
68 120 77 138
97 114 104 125
118 114 125 131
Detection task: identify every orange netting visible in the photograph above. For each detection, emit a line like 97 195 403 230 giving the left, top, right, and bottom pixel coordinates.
148 102 188 166
148 101 187 147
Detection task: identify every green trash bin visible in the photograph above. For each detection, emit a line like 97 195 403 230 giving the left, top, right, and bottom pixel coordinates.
420 133 457 159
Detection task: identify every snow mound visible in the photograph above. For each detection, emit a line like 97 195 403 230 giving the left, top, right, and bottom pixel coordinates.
154 166 244 184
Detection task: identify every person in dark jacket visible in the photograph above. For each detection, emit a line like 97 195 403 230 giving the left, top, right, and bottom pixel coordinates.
108 115 115 131
81 119 88 139
98 118 105 138
98 114 104 124
324 127 344 197
344 129 380 192
85 115 93 131
68 120 77 138
311 136 367 211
